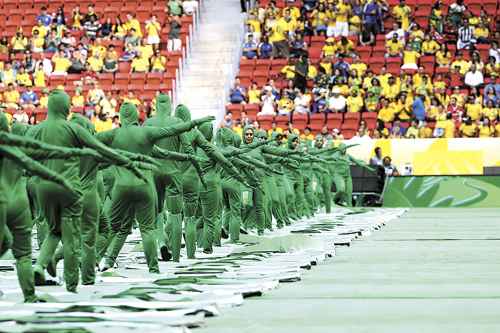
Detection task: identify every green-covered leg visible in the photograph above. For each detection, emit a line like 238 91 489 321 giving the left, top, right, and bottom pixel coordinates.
168 212 183 262
185 216 197 259
61 217 81 292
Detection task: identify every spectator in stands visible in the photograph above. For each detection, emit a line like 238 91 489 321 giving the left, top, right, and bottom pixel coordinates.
13 107 29 124
229 79 246 104
52 50 72 75
151 50 167 72
294 89 311 114
131 52 149 73
464 64 484 89
290 33 308 59
83 4 99 25
102 48 118 73
404 121 419 138
11 29 28 53
412 94 426 122
84 16 101 39
182 0 198 16
277 94 294 116
242 34 258 59
247 82 261 104
422 35 440 56
448 0 467 29
269 12 290 58
167 16 182 52
328 87 346 113
20 87 39 109
168 0 184 16
459 117 477 137
362 0 382 40
259 89 277 115
386 23 405 43
383 156 399 176
37 6 52 27
457 19 475 50
385 34 403 58
293 55 309 93
145 15 161 50
369 147 383 166
4 83 20 108
258 35 273 59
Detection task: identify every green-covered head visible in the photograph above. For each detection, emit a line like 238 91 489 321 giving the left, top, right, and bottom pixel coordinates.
242 125 254 145
338 142 347 155
216 127 235 147
155 93 171 117
0 112 9 132
47 89 71 120
71 113 96 135
175 104 191 122
287 133 300 150
119 102 139 127
314 134 324 148
271 131 283 145
11 122 28 136
255 130 267 142
233 131 242 148
198 121 213 142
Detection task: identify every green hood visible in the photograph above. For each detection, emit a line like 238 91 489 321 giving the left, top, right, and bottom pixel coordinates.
175 104 191 122
232 132 242 148
287 133 299 149
47 89 71 120
338 142 347 154
11 122 28 136
216 127 235 147
71 113 96 134
198 122 213 142
255 130 267 141
242 125 254 145
0 112 9 132
156 93 172 118
119 102 139 127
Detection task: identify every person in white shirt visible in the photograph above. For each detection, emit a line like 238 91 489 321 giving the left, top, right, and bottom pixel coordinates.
464 64 484 88
385 23 405 44
489 41 500 63
327 87 346 112
259 90 276 115
294 89 311 114
182 0 198 15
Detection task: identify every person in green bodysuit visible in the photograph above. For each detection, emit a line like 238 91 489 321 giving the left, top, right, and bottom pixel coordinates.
329 143 374 206
143 94 192 261
97 102 213 270
174 105 245 259
29 89 147 293
0 116 90 302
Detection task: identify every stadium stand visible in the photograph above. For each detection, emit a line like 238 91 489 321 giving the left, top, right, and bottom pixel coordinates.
0 0 200 129
226 0 500 140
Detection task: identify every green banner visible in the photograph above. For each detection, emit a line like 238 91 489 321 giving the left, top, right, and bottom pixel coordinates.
383 176 500 208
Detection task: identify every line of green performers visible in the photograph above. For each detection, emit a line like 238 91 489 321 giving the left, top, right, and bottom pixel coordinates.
0 89 373 303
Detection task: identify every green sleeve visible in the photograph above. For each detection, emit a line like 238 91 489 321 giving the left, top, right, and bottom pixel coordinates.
152 145 193 161
241 154 283 175
145 121 196 143
0 146 73 191
263 145 300 157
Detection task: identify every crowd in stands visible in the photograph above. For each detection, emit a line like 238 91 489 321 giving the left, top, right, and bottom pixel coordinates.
0 0 199 130
227 0 500 139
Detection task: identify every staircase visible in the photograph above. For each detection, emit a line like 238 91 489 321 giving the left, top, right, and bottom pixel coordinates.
176 0 245 124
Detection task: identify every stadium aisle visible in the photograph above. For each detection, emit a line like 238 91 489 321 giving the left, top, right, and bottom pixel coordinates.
199 208 500 333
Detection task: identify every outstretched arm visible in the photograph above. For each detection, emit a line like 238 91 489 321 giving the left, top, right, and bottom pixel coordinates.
262 145 301 157
0 146 78 196
146 116 215 143
349 155 375 171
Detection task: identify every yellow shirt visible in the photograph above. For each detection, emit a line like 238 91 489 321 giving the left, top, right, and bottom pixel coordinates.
403 50 419 65
421 40 440 54
478 124 493 138
378 106 395 123
322 44 336 57
126 18 143 37
347 95 363 113
436 51 451 66
465 103 482 121
269 18 288 43
418 126 433 138
482 107 498 121
72 95 85 107
336 3 350 23
2 69 15 85
247 19 261 33
441 120 455 138
151 56 166 71
138 45 154 60
381 82 400 100
32 36 45 49
16 73 32 87
146 21 161 37
392 5 411 29
90 45 107 59
350 62 367 77
34 70 46 87
281 65 295 79
277 98 294 113
131 57 150 72
248 89 261 104
460 124 477 137
87 57 103 72
386 40 403 54
39 95 48 108
32 25 48 38
4 90 20 104
308 65 317 79
319 62 332 75
94 119 113 132
474 27 489 39
11 36 28 51
53 56 72 73
451 59 471 75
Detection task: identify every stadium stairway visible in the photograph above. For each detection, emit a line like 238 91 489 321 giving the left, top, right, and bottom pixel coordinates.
177 0 245 122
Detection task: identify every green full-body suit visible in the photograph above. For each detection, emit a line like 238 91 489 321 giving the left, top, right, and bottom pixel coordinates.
143 94 192 261
0 118 88 302
96 102 213 271
309 135 333 213
285 134 307 218
174 105 244 259
29 89 143 292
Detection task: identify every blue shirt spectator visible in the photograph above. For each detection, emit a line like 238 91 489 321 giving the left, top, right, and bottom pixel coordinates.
362 0 381 25
333 58 351 78
242 35 257 59
412 95 426 121
36 7 52 27
20 89 39 106
258 38 273 59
